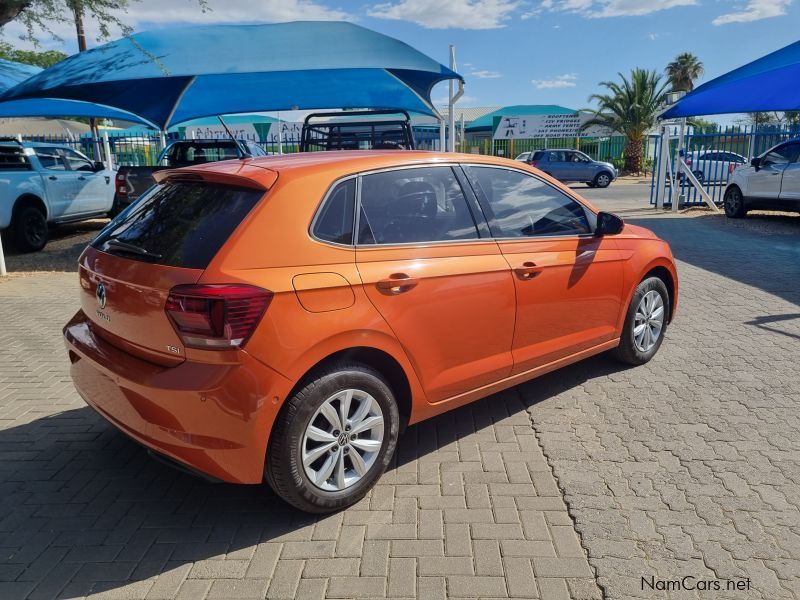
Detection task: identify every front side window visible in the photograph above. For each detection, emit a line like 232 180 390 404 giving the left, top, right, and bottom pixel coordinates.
313 179 355 245
35 147 66 170
63 149 95 171
465 166 591 238
358 166 479 245
762 144 799 166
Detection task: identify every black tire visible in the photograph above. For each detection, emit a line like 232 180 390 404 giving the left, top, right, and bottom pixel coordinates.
723 186 747 218
611 277 670 366
586 182 596 188
265 362 400 513
593 171 612 188
11 203 48 253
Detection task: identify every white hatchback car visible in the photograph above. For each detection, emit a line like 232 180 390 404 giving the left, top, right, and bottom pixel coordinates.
723 140 800 218
675 150 746 184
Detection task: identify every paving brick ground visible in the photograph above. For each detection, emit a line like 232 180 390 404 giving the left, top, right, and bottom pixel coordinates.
1 208 798 599
0 274 598 599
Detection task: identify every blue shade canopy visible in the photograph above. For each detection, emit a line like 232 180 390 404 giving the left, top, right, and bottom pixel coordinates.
663 40 800 118
0 59 41 92
1 21 463 129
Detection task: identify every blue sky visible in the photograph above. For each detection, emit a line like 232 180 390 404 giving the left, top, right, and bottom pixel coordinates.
3 0 798 117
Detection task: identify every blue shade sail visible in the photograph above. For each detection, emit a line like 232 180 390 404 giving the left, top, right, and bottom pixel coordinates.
663 40 800 118
0 59 41 92
1 21 463 129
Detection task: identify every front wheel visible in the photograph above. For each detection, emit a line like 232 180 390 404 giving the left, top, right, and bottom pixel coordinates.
612 277 669 366
593 172 612 188
723 186 747 218
265 362 400 513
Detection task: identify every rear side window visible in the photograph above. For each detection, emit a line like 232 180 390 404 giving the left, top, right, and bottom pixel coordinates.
358 166 479 245
0 146 31 170
313 179 356 245
92 182 263 269
465 166 591 237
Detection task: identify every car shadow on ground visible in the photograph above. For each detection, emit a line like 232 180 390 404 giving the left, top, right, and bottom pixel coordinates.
0 353 630 596
626 215 800 308
0 220 107 274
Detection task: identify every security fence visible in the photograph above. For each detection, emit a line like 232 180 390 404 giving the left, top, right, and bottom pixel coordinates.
482 135 648 167
649 124 800 206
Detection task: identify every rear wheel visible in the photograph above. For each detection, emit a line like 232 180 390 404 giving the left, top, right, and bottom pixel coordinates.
12 204 48 252
612 277 669 366
265 362 400 513
593 172 612 188
723 186 747 218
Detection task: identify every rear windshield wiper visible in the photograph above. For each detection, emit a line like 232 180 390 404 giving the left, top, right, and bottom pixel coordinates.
102 238 163 259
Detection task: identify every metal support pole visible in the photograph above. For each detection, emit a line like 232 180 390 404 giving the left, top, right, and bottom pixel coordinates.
655 125 669 209
460 113 465 152
446 45 464 153
159 130 167 151
102 130 113 170
439 118 446 152
671 119 685 212
0 232 6 277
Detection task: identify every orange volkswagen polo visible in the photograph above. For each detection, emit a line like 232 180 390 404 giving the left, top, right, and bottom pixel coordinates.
64 151 677 513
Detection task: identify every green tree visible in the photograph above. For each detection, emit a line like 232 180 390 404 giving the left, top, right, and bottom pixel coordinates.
0 0 207 44
0 39 65 66
582 68 669 174
687 116 719 132
665 52 704 92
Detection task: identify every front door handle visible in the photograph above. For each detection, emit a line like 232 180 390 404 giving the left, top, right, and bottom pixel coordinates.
78 175 87 180
514 262 543 280
376 273 418 295
48 175 58 180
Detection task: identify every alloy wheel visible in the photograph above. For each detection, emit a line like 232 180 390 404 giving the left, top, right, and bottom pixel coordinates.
24 212 46 247
633 290 665 353
301 389 384 491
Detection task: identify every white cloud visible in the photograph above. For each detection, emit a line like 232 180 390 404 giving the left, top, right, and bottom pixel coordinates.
532 73 577 89
368 0 522 29
712 0 791 25
648 32 659 40
539 0 696 18
472 70 502 78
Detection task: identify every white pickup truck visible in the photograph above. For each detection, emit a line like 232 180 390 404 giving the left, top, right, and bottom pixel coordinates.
0 140 115 252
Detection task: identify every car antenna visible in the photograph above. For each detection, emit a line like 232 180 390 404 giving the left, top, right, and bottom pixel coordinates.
217 115 252 159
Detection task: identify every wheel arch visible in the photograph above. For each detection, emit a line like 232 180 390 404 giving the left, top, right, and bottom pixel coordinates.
642 265 676 323
13 193 48 221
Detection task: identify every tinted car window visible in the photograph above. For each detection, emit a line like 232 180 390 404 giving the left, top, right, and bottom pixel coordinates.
313 179 356 245
465 166 591 238
532 151 545 161
63 148 95 171
92 182 263 269
358 166 479 245
547 151 566 162
35 147 66 170
762 144 799 166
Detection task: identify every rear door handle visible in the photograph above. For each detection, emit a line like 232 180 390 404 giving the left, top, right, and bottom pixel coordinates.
376 273 419 294
78 175 87 180
514 262 543 280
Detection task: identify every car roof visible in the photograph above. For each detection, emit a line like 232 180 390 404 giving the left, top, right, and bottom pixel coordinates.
0 140 75 150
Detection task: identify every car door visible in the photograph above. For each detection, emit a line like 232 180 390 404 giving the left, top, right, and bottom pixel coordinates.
778 143 800 201
748 144 794 199
355 165 516 403
33 147 74 219
463 164 624 374
544 151 569 180
62 149 112 213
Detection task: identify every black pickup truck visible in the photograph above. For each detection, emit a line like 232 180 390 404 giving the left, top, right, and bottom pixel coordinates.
112 139 267 212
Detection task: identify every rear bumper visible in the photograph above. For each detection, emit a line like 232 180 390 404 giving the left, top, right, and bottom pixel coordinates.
63 309 293 484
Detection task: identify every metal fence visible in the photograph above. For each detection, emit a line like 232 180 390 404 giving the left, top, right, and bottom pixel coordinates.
649 124 800 206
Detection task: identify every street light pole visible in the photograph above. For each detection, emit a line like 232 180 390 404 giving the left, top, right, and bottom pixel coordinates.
72 2 102 161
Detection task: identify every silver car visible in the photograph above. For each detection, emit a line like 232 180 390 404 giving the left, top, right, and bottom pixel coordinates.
518 149 617 188
723 139 800 218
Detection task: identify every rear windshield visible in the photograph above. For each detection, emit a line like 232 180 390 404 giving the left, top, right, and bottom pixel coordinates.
92 181 263 269
532 151 545 161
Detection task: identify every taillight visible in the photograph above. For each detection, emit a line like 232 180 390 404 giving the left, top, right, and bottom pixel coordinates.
684 157 692 166
729 163 735 174
115 172 128 196
165 284 272 349
530 160 538 167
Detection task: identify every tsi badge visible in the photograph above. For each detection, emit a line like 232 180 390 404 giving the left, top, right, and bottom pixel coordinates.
95 281 110 321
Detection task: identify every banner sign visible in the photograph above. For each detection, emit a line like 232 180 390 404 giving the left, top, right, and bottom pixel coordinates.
183 121 302 144
492 113 614 140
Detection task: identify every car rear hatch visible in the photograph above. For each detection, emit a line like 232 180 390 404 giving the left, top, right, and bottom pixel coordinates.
79 166 276 366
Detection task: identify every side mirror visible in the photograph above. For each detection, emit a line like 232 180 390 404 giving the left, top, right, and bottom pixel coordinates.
750 157 760 170
595 211 624 236
94 161 106 172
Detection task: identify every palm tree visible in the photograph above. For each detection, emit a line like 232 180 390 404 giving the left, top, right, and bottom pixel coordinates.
582 69 669 173
665 52 704 92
